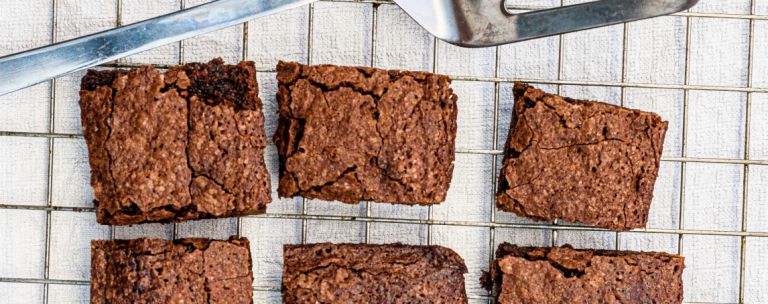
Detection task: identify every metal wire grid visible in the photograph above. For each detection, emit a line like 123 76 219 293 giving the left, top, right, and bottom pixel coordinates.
0 0 766 303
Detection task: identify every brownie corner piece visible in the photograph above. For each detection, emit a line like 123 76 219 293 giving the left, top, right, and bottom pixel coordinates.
486 243 684 304
90 236 254 304
79 58 271 225
495 82 668 230
273 61 458 205
282 243 468 303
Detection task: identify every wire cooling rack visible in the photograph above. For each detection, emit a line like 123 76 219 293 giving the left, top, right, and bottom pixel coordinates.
1 0 767 303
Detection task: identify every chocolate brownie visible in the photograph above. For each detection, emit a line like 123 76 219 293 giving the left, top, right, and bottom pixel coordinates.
79 58 271 225
496 83 668 230
273 61 458 205
91 237 254 304
282 243 468 303
483 243 684 304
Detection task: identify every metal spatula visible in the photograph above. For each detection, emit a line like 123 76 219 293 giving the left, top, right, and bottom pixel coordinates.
0 0 698 96
395 0 700 47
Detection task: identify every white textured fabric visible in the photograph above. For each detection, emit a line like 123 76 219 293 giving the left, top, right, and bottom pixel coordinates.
0 1 766 303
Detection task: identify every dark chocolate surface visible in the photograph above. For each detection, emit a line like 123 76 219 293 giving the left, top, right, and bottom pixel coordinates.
79 58 271 225
273 61 458 205
283 243 468 303
496 82 668 230
484 243 684 304
91 237 254 304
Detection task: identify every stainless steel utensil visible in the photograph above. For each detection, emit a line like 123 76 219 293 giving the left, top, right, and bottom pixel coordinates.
0 0 698 96
0 0 317 96
394 0 700 48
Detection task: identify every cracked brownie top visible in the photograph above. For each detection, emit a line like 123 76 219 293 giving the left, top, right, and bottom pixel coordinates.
91 237 254 304
496 82 668 230
283 243 468 303
79 58 271 225
273 61 458 205
483 243 684 304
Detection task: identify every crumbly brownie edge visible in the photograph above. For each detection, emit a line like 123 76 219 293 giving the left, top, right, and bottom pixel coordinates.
91 236 254 304
283 243 468 272
482 243 685 304
282 243 468 303
495 82 669 230
79 58 271 225
273 61 458 205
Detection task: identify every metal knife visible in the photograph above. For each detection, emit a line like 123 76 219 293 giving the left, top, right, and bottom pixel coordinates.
0 0 317 96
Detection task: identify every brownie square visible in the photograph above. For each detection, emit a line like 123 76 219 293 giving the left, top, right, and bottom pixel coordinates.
496 83 668 230
79 58 271 225
282 243 468 303
483 243 685 304
91 237 254 304
273 61 458 205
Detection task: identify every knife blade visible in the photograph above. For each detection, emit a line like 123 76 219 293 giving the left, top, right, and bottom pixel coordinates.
0 0 317 96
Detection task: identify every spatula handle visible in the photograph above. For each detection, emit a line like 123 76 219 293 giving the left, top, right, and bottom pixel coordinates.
505 0 699 45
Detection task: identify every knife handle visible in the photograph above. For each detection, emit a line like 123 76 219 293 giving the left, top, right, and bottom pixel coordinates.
0 0 314 96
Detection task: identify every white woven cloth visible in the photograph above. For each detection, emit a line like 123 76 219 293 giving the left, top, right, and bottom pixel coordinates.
1 0 767 303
